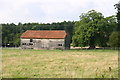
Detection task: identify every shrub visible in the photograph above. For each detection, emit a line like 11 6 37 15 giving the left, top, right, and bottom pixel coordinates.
109 31 120 47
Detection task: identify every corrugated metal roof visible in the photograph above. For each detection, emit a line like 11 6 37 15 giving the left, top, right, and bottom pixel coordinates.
20 30 67 39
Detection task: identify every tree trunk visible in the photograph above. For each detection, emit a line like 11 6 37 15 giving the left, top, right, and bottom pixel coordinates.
89 44 95 49
89 37 96 49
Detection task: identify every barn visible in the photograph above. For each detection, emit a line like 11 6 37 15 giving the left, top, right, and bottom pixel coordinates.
20 30 70 50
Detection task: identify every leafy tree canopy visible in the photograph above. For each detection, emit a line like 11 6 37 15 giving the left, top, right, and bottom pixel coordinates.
109 31 120 47
115 1 120 31
72 10 117 49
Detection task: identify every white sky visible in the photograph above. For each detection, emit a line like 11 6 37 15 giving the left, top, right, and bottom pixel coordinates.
0 0 119 24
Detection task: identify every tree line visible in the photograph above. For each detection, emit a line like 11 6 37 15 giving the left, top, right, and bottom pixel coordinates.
1 2 120 49
2 21 74 47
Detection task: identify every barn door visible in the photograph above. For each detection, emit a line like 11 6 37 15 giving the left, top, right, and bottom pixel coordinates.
41 39 49 49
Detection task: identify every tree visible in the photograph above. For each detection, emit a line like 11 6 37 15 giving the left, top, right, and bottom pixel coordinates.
109 32 120 47
115 1 120 31
72 10 117 49
13 33 21 47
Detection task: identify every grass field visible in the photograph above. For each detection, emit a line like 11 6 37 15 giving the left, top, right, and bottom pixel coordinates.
1 48 118 78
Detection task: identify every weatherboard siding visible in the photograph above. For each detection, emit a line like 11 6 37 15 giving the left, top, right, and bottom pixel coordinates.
21 38 65 50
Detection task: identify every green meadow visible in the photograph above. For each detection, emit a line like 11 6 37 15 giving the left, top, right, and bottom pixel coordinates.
1 48 118 78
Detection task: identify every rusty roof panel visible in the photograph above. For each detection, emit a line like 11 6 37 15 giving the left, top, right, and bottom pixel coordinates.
20 30 66 39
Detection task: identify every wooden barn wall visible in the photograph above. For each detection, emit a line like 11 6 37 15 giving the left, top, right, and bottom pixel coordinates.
21 39 66 50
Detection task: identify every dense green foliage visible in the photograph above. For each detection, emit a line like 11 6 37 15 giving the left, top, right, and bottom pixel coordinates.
109 32 120 47
2 21 74 47
115 1 120 31
72 10 117 48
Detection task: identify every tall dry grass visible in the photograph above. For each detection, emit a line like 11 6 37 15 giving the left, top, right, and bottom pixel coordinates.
2 48 118 78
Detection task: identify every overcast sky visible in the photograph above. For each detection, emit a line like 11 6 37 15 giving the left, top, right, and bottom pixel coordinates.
0 0 119 24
